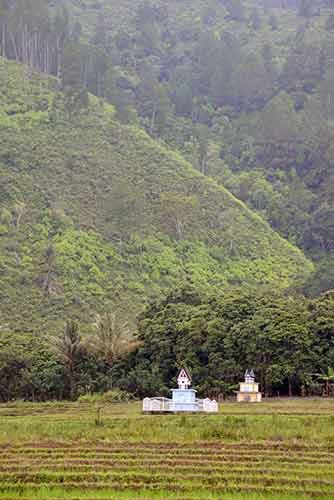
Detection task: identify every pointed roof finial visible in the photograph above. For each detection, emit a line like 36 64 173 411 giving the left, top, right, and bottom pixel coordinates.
177 367 192 389
245 369 255 383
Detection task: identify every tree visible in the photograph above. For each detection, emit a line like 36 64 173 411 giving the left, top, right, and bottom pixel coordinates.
224 295 314 396
281 25 323 91
311 203 334 251
42 244 56 296
309 291 334 368
210 40 236 107
87 47 109 97
201 4 217 26
133 285 204 396
53 320 83 399
104 68 135 123
0 331 62 402
13 201 26 229
136 75 171 134
314 367 334 396
53 5 69 78
61 41 89 119
173 81 193 117
0 0 10 58
135 1 160 55
195 123 210 174
304 258 334 297
256 92 300 143
229 52 274 111
93 313 132 365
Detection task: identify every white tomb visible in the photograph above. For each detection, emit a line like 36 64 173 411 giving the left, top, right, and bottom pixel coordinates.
142 368 218 413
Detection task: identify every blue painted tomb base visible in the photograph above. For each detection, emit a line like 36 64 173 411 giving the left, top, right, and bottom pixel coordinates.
170 389 199 412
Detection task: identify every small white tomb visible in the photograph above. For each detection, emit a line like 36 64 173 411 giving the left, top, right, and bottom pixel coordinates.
142 368 218 413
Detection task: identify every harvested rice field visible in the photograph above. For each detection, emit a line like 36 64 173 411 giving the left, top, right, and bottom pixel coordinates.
0 399 334 499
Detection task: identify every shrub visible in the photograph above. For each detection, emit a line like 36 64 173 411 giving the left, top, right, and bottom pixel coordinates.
78 389 133 404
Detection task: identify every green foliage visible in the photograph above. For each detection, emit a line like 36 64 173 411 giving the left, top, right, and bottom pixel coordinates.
0 57 312 333
43 0 331 295
78 388 132 403
0 331 65 401
52 319 83 399
3 285 333 402
91 312 133 373
1 0 333 295
128 286 334 398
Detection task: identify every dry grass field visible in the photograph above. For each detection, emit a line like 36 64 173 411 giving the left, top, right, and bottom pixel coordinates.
0 399 333 499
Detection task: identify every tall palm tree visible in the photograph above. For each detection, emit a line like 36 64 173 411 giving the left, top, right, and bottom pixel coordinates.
53 320 83 399
92 312 133 368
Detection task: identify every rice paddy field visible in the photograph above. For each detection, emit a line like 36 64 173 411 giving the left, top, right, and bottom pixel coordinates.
0 399 334 500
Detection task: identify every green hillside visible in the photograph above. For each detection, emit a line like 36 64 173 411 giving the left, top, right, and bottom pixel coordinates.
46 0 333 296
0 57 312 333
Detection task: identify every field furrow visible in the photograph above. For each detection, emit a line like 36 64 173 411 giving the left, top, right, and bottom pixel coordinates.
1 400 334 499
0 463 333 477
1 481 334 496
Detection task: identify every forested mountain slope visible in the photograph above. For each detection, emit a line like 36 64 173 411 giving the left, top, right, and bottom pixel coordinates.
0 58 311 333
25 0 332 295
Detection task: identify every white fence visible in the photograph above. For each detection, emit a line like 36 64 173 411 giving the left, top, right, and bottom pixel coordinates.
142 397 171 412
142 397 218 413
198 398 219 413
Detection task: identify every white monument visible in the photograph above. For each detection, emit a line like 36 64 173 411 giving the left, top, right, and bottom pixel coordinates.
142 368 218 413
170 368 198 412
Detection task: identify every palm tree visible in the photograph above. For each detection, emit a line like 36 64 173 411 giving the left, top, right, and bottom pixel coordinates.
315 367 334 397
53 320 83 399
92 312 133 369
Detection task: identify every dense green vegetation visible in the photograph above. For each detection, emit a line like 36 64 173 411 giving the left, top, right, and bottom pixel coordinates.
132 286 334 398
1 284 333 401
0 56 311 335
61 0 334 294
1 0 333 294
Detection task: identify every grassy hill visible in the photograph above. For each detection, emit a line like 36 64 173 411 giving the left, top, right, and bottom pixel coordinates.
0 57 312 333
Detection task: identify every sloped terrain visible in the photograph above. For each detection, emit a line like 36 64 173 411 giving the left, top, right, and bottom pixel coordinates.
0 58 312 332
55 0 334 295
